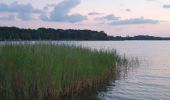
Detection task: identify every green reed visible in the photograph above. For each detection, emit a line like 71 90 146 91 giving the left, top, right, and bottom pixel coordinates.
0 44 126 100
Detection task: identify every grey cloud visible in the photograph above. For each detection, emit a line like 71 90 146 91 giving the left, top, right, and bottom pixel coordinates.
96 14 120 21
40 15 49 21
103 14 120 20
40 0 87 23
43 4 56 10
0 15 15 21
0 2 43 21
0 2 42 13
97 14 160 25
88 12 102 15
163 4 170 8
67 14 87 23
18 13 32 21
110 17 160 25
126 9 131 12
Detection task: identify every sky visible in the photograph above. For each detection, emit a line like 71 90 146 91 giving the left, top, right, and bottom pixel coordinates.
0 0 170 36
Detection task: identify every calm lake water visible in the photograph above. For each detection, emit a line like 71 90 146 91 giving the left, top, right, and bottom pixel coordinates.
1 41 170 100
62 41 170 100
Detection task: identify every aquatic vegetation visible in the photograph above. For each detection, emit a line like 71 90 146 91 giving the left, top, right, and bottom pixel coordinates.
0 44 127 100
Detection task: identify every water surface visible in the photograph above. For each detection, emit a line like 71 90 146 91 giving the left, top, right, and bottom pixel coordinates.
1 41 170 100
74 41 170 100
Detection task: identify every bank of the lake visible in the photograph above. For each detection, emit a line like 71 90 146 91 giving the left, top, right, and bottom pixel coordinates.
0 44 127 100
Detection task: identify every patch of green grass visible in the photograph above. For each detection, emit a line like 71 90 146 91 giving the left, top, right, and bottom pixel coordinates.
0 44 126 100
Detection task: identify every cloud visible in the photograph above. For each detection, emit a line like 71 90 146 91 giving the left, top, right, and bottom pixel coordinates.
40 0 87 23
110 17 160 25
163 4 170 9
43 4 56 10
0 2 43 21
0 15 15 21
40 15 49 21
67 14 87 23
17 13 32 21
96 14 120 21
103 14 120 20
88 12 102 15
125 9 131 12
96 14 160 25
0 2 42 13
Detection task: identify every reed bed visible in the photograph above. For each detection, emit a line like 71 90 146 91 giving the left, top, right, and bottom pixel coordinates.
0 44 127 100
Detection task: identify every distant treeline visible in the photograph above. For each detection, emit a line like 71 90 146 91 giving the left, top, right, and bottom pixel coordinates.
0 27 170 41
108 35 170 40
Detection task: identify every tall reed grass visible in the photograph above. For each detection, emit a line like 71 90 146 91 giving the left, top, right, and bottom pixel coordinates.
0 44 127 100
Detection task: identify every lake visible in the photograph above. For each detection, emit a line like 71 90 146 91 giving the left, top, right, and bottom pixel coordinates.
60 41 170 100
1 41 170 100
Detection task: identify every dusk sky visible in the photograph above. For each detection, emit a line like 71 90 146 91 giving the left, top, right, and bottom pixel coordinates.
0 0 170 36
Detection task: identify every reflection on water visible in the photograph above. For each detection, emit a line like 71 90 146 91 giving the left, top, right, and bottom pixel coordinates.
1 41 170 100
